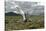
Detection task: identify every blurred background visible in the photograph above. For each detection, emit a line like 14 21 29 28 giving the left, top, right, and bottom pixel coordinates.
5 0 44 31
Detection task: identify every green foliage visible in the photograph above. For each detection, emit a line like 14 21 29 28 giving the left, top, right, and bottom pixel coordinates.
5 15 44 30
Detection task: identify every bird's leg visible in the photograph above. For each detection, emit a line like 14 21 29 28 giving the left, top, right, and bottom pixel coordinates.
22 14 27 22
22 14 26 21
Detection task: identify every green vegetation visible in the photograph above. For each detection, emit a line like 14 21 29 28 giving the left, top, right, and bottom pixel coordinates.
5 15 44 31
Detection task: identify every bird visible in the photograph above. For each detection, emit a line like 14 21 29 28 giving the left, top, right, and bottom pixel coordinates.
12 5 26 22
